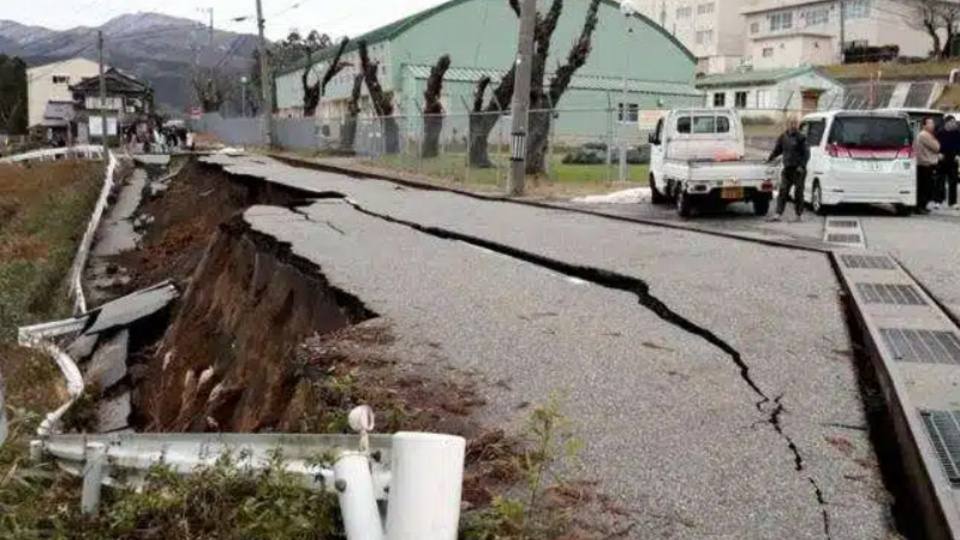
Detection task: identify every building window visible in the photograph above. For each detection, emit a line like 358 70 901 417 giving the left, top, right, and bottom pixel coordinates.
735 91 748 108
618 103 639 123
713 92 726 107
696 30 714 44
803 7 829 26
762 47 774 57
768 12 793 31
52 75 69 84
750 22 760 34
676 6 692 18
697 2 715 15
844 0 871 20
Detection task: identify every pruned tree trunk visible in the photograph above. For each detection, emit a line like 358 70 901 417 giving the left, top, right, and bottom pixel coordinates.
359 40 399 154
304 38 350 117
468 66 515 168
422 54 451 158
340 73 364 151
525 0 601 174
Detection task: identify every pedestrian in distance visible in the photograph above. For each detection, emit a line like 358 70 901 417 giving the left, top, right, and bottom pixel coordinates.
938 115 960 210
914 117 941 215
766 115 810 222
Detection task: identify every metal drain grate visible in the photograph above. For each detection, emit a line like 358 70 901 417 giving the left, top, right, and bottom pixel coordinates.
840 254 896 270
827 233 863 244
857 283 927 306
921 411 960 486
880 328 960 365
828 220 860 228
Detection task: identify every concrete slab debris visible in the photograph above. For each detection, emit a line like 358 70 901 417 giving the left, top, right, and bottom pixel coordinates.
86 330 129 392
98 392 131 433
83 280 178 336
65 334 99 362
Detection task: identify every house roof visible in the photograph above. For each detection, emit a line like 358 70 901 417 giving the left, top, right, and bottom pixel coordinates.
70 68 150 94
404 64 702 96
278 0 696 76
695 66 827 89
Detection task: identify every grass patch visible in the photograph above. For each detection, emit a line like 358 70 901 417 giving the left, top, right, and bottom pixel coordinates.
367 152 649 189
0 159 105 537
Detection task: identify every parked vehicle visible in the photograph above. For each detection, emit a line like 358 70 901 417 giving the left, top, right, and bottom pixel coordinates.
798 110 915 215
648 108 777 218
878 107 945 137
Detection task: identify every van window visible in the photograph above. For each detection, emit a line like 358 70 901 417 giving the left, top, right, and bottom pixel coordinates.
800 119 826 146
677 115 731 134
828 116 912 148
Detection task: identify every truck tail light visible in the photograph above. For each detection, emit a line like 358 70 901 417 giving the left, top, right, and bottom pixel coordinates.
761 181 774 192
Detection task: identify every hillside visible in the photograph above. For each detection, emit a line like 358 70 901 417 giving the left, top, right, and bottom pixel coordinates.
0 13 258 111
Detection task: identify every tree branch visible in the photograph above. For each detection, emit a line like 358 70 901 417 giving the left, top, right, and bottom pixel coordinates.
531 0 564 96
549 0 600 105
508 0 521 17
473 76 492 113
424 54 452 115
321 37 351 95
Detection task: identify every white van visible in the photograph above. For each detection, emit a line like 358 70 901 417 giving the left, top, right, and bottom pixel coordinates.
798 111 916 216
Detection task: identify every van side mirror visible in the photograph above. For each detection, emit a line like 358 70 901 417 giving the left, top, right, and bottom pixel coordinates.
648 133 659 145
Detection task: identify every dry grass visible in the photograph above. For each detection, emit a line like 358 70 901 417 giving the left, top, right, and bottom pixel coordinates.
821 60 960 81
0 158 105 536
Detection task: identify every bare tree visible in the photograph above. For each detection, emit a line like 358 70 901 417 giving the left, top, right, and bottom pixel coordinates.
340 73 364 151
468 0 602 173
192 68 228 113
422 55 451 158
359 40 400 154
303 37 350 117
909 0 960 58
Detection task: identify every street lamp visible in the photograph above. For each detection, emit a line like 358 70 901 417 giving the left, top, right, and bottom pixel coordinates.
241 76 249 118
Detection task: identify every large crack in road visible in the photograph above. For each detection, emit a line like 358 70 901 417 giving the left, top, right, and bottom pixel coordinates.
290 197 835 538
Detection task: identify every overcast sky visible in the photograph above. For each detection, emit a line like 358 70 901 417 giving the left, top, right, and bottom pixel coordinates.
3 0 451 40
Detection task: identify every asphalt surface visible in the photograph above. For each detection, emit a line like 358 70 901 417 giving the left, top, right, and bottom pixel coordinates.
203 154 891 538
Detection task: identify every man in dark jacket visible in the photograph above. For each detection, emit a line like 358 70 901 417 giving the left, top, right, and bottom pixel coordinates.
766 116 810 222
938 115 960 209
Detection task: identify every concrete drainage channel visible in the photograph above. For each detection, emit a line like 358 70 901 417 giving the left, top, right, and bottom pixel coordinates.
824 218 867 249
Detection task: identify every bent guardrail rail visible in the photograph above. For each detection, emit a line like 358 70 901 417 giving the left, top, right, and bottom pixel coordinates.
0 145 105 164
70 150 118 315
30 406 466 540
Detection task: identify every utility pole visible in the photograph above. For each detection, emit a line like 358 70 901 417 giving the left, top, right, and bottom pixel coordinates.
98 30 108 155
256 0 274 146
507 0 537 196
838 0 846 64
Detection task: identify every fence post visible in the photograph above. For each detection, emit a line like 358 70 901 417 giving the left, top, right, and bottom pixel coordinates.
385 433 466 540
605 92 614 184
335 451 385 540
81 442 106 514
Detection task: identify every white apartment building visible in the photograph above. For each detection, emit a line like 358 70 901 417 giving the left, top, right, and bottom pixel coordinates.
632 0 751 73
742 0 936 70
27 58 101 128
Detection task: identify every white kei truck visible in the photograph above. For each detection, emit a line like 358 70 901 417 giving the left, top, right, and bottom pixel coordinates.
647 108 779 218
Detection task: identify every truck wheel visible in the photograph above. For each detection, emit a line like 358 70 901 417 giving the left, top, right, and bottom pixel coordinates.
895 204 913 217
649 174 666 205
812 183 828 216
677 190 693 218
753 197 770 217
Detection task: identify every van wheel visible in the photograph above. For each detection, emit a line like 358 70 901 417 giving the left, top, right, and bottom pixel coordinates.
812 183 828 216
677 189 693 218
895 204 913 217
753 196 771 217
649 174 666 205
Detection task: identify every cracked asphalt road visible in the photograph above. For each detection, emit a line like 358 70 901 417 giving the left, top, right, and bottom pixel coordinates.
204 154 891 538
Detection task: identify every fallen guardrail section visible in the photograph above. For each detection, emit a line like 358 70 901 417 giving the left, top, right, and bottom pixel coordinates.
0 144 105 164
69 150 118 315
29 406 466 540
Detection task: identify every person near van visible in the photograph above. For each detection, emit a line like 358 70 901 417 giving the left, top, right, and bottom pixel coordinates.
915 117 941 214
937 116 960 209
766 116 810 222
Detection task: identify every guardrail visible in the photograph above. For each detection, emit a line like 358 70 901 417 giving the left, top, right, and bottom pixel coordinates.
29 406 465 540
0 144 105 164
69 151 118 315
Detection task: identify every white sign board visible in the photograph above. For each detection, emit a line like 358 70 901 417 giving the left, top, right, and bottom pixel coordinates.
89 116 118 137
638 110 666 132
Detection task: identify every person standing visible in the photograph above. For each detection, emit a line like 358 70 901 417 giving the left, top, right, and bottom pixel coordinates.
939 116 960 209
915 117 941 215
766 116 810 222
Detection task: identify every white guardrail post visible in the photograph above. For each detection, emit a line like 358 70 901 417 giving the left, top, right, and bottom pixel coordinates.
386 433 466 540
81 442 106 514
